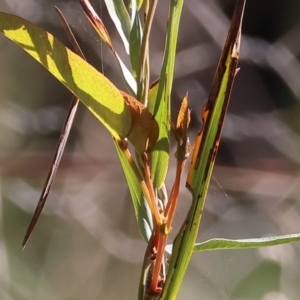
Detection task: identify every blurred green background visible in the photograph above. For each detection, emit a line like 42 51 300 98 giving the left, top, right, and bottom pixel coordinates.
0 0 300 299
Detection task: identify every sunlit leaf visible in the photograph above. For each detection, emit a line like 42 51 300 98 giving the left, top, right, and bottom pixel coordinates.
104 0 131 53
0 11 131 140
79 0 137 94
116 52 138 95
0 12 157 153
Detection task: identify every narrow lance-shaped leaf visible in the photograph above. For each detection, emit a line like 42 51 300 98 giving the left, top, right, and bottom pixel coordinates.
0 11 158 153
160 1 246 299
0 11 159 246
193 234 300 252
114 138 153 242
0 11 131 140
129 9 142 78
165 233 300 254
103 0 131 53
149 0 184 190
79 0 137 94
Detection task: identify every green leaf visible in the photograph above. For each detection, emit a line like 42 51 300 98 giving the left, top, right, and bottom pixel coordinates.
114 139 153 242
115 51 138 95
166 233 300 254
0 11 158 153
149 0 184 189
79 0 137 94
0 11 131 141
160 1 246 299
193 234 300 251
129 11 142 78
104 0 131 53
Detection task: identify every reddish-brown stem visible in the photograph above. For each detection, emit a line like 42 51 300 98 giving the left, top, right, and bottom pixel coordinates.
149 226 168 293
148 155 188 293
142 152 164 226
115 139 162 227
164 159 187 231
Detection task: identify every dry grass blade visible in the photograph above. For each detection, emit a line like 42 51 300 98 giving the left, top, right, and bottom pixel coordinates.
22 8 86 247
79 0 113 50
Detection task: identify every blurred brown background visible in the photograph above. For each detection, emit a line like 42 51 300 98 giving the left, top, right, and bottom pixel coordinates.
0 0 300 299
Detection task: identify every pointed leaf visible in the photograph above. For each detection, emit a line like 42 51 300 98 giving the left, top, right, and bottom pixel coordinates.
160 1 246 299
104 0 131 53
116 52 137 95
114 139 153 241
0 11 131 140
79 0 113 47
79 0 137 94
149 0 184 189
129 12 142 78
0 11 157 153
193 234 300 252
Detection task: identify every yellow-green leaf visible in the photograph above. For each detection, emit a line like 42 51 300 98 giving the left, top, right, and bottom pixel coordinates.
79 0 137 94
0 11 158 153
0 11 131 140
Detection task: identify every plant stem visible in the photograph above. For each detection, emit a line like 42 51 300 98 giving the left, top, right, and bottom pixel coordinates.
137 0 158 104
